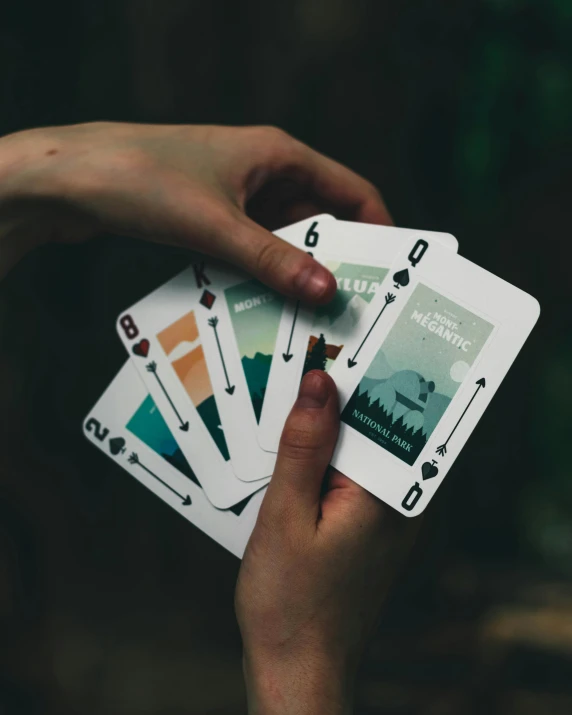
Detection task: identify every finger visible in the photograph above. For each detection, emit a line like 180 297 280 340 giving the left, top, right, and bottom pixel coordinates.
321 467 387 525
249 131 393 225
220 211 337 305
299 148 393 225
321 468 423 556
263 370 339 525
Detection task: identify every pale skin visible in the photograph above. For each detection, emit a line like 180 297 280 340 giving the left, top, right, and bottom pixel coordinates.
0 122 418 713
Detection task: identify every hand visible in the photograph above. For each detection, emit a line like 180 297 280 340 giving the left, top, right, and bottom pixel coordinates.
0 122 390 288
236 371 420 715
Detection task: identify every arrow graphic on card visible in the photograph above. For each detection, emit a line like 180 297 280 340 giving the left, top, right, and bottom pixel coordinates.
208 317 235 395
436 378 486 456
128 452 192 505
145 361 190 431
283 301 300 362
347 293 396 368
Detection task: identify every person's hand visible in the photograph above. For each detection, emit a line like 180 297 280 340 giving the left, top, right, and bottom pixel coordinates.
0 122 390 286
236 371 420 715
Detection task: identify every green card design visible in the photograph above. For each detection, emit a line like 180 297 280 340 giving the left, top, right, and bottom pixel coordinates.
303 263 388 375
341 283 494 465
225 279 283 422
127 392 250 515
84 361 265 558
127 393 200 484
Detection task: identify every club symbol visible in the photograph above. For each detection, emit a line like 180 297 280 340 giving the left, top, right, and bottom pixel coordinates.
421 460 438 480
393 269 409 289
108 436 126 456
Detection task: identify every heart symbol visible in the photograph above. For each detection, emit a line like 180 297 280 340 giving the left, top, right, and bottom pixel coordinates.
109 437 126 456
421 461 439 480
132 339 150 358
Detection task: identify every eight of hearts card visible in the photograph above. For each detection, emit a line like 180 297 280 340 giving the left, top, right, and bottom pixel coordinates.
83 360 265 558
258 222 458 453
116 215 336 495
328 234 540 517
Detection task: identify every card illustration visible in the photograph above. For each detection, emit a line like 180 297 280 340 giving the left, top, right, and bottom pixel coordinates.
224 278 284 421
303 263 389 375
127 394 199 485
341 283 494 465
156 310 230 460
127 392 250 516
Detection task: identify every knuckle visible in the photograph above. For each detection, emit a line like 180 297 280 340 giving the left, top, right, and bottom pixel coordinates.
280 412 326 454
364 179 382 200
249 125 294 154
260 124 292 143
255 240 287 277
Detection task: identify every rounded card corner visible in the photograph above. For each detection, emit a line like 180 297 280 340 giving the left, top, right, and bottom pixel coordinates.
401 504 427 519
529 295 541 323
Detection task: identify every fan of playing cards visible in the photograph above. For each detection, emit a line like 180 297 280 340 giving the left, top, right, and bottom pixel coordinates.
84 216 539 558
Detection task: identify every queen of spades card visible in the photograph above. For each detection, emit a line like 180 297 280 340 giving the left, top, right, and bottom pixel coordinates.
341 283 494 466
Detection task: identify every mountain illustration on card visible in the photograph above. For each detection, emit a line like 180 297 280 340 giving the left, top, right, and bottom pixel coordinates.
341 350 451 466
157 310 230 461
241 352 272 422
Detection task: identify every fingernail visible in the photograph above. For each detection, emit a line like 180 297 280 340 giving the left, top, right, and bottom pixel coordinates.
296 371 329 409
293 262 335 303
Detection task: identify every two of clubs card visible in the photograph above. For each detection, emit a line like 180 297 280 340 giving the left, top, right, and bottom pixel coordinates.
84 215 540 557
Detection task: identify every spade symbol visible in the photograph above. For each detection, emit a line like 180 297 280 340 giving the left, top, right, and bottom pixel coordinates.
109 437 126 456
421 460 438 480
393 268 409 289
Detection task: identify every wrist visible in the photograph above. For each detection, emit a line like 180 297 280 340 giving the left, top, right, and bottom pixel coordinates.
0 128 65 275
243 647 355 715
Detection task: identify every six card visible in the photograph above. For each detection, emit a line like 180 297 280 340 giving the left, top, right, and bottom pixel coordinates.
83 360 265 558
258 222 458 453
328 234 540 516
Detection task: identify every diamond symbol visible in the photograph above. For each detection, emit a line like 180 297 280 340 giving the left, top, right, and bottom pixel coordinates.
200 289 216 309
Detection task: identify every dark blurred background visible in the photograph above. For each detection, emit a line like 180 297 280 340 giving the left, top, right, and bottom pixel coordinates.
0 1 571 713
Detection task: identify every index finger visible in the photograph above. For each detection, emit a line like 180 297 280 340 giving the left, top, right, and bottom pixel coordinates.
299 145 393 225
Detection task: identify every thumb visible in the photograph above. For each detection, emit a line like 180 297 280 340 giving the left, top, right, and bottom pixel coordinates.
263 370 340 525
220 213 337 304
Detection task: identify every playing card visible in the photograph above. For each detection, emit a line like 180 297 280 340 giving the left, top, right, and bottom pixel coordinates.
329 234 540 516
83 360 265 558
117 216 334 494
258 222 458 453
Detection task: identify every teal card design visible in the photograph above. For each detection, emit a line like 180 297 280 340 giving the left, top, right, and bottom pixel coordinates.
127 394 250 515
341 283 494 465
127 394 199 484
225 279 284 421
303 263 388 375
